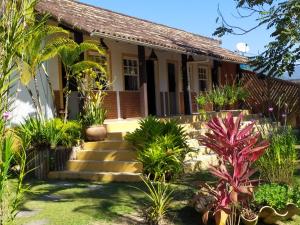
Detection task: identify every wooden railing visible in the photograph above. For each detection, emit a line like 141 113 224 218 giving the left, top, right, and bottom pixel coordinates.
241 73 300 125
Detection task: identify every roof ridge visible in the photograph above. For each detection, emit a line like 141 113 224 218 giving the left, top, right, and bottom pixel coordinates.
68 0 221 45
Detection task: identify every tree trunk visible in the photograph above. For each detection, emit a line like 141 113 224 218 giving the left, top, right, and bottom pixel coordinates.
26 86 41 119
41 65 57 117
33 75 43 120
64 76 70 123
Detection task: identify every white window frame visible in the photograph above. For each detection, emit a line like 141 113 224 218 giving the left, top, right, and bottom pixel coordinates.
123 57 139 91
197 65 209 93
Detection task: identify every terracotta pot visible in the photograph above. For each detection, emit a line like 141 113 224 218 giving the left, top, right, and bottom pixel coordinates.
85 125 107 141
215 210 228 225
240 214 258 225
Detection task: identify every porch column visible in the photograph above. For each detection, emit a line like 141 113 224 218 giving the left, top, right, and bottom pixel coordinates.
138 45 148 117
212 60 220 86
181 54 191 115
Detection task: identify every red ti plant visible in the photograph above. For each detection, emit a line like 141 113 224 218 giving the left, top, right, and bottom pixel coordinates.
199 113 269 222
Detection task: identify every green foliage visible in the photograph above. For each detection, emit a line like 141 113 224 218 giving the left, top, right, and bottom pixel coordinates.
125 117 188 179
196 84 248 111
139 176 174 225
57 40 107 122
254 183 300 210
214 0 300 77
15 117 82 150
256 126 297 184
138 135 184 179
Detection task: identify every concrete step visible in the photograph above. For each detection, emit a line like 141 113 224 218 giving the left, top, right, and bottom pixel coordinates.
77 150 137 161
67 160 142 173
106 132 127 140
104 119 140 133
83 140 130 151
48 171 142 182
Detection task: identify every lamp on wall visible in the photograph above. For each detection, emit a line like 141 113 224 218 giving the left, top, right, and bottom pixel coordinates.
187 55 194 62
149 49 158 61
99 38 109 51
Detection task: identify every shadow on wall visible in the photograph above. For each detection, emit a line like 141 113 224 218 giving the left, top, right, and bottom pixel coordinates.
10 70 55 125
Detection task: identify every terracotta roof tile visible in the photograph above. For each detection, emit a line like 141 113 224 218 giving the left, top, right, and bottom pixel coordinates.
36 0 248 63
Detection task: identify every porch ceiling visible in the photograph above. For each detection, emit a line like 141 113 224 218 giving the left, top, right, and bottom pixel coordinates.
37 0 248 64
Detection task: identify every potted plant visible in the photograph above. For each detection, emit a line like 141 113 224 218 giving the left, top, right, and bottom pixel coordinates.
82 91 107 141
197 113 269 225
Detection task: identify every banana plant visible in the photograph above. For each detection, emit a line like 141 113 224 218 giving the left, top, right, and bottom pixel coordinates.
57 40 107 122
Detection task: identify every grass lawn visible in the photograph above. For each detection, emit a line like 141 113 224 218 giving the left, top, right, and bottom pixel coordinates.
15 170 300 225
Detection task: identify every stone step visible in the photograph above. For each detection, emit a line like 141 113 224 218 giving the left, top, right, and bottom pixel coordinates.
48 171 142 182
83 140 130 151
77 150 137 161
67 160 142 173
184 154 219 173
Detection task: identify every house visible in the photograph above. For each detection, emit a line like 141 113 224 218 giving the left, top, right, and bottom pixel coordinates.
11 0 247 125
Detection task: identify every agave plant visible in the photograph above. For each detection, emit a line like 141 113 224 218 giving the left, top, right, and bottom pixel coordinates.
199 113 269 224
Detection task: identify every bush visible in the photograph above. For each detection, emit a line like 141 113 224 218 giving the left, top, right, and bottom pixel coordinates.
138 135 184 179
256 126 297 184
254 184 290 210
125 116 188 179
15 117 82 150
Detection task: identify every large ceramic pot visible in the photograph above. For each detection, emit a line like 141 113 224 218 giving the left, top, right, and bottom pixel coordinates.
85 125 107 141
241 204 300 225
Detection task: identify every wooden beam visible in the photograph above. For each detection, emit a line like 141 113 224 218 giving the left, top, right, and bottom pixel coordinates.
138 45 147 85
212 60 220 86
181 54 191 115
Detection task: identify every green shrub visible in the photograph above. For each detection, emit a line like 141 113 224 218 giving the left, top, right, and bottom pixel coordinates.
256 127 296 184
138 135 184 179
254 184 290 210
125 116 188 179
15 118 82 150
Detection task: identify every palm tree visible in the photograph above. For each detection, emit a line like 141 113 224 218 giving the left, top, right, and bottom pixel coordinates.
57 41 106 122
19 20 71 120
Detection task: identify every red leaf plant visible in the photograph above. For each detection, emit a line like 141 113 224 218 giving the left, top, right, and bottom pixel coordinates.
198 113 269 223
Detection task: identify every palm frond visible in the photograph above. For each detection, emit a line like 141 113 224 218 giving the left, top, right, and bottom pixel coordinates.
71 60 105 75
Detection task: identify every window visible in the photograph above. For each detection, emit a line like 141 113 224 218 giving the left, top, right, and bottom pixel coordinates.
198 66 208 92
123 58 139 90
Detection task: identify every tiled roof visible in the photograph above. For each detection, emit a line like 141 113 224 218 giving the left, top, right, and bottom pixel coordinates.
36 0 248 63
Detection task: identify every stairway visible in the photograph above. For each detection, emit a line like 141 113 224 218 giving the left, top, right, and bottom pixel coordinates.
48 119 143 182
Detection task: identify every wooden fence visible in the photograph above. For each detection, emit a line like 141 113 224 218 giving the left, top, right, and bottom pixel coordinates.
26 147 72 180
241 73 300 126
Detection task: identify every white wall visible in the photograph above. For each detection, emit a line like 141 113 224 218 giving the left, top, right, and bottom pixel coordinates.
11 64 54 125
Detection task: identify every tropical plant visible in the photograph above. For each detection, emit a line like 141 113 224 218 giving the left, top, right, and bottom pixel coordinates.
57 40 106 122
139 175 174 225
15 117 82 150
18 19 71 119
196 94 207 113
79 68 108 127
199 113 269 223
0 0 39 223
126 117 188 180
138 135 185 179
126 116 188 152
256 126 297 184
81 92 106 127
207 86 227 111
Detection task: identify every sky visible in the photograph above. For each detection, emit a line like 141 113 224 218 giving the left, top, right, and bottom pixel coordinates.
79 0 299 79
